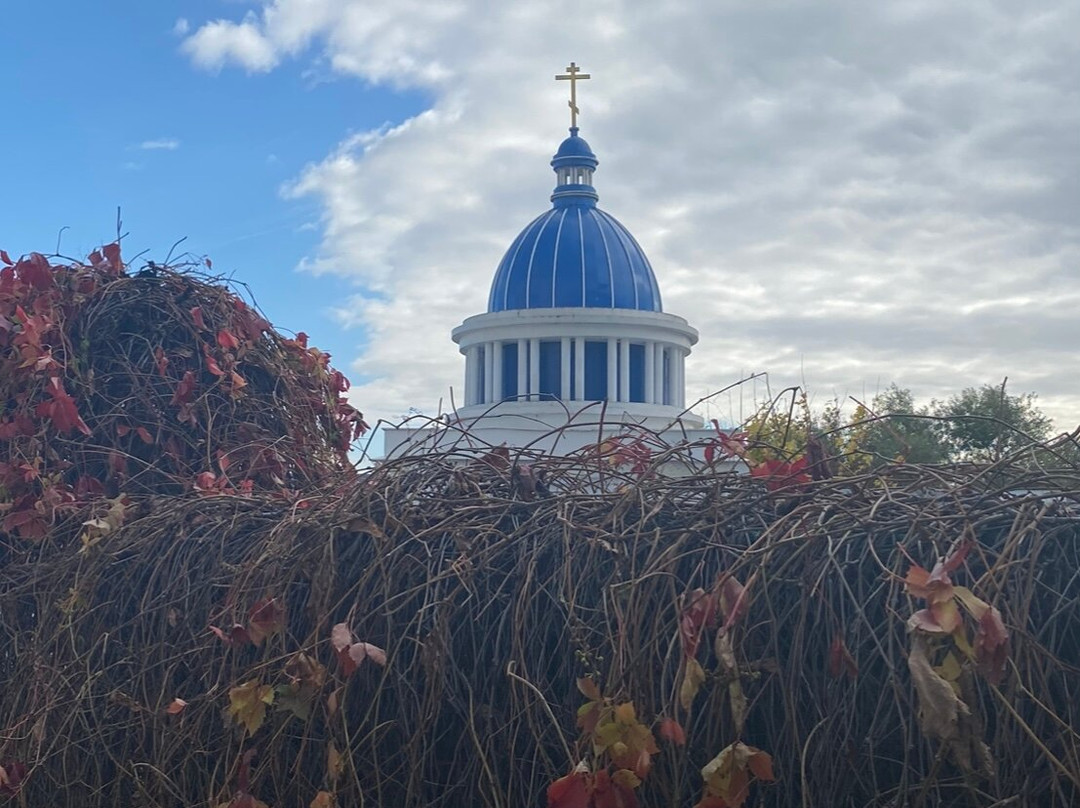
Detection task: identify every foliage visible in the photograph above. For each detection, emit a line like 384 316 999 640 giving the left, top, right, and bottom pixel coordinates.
932 382 1052 461
0 246 367 543
2 438 1077 807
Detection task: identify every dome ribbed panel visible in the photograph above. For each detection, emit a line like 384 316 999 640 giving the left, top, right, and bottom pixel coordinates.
488 207 662 313
596 210 662 312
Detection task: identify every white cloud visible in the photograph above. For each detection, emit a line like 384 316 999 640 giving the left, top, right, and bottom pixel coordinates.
173 18 190 37
181 13 279 73
182 0 1080 429
138 138 180 151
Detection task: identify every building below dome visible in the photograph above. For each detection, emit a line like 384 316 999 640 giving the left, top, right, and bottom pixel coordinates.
383 65 713 461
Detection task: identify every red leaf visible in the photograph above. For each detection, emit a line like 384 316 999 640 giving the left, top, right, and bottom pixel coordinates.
680 588 718 658
547 771 590 808
217 329 240 350
658 717 687 745
718 573 750 630
136 426 153 444
205 354 225 376
750 456 811 491
247 598 285 646
941 537 974 575
593 769 639 808
165 697 188 715
904 564 954 604
20 252 54 290
974 606 1009 684
39 377 92 435
828 634 858 679
154 346 169 376
331 623 357 675
102 242 122 272
0 761 28 797
171 370 197 405
190 307 206 330
210 623 251 646
0 249 13 266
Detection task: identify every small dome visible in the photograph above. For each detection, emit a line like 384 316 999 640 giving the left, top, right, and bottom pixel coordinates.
486 129 662 313
551 133 598 168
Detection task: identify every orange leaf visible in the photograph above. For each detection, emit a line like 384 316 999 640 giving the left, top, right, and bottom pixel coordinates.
577 676 601 701
310 791 334 808
165 697 188 715
747 749 775 781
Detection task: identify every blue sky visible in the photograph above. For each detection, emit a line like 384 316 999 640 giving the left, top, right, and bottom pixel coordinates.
1 1 425 380
3 1 1078 435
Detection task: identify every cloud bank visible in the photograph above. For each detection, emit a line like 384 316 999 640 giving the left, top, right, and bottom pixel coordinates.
181 0 1080 428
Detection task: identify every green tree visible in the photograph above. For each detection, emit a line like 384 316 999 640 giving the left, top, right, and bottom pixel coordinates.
858 385 948 466
931 382 1052 461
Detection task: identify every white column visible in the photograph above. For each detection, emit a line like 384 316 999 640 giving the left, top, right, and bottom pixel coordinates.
606 339 618 401
464 347 477 406
492 341 503 403
644 340 655 404
560 338 571 401
574 338 585 401
529 338 540 401
483 343 495 404
517 339 527 402
619 339 630 403
653 343 665 405
677 350 686 409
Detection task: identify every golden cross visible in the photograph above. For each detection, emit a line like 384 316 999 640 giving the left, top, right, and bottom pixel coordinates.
555 62 591 129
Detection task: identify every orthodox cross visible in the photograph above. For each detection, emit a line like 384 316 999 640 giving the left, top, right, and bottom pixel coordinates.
556 62 591 129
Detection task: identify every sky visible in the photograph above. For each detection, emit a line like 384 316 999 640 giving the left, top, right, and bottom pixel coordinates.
3 0 1078 445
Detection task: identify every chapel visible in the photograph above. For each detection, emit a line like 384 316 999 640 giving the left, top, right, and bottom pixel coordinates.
383 64 710 457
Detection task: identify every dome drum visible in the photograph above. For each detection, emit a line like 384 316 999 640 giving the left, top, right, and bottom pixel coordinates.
452 308 700 427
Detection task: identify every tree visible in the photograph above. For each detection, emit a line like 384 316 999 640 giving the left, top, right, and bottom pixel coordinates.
858 385 948 466
931 382 1052 461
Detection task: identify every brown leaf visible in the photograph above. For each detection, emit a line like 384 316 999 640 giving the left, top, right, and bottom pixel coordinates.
908 631 965 748
327 742 345 782
728 679 748 735
165 697 188 715
285 652 326 689
680 657 706 711
310 791 335 808
247 598 285 646
718 572 752 629
828 633 858 679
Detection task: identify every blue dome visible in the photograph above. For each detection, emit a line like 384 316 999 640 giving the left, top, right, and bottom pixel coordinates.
487 129 662 313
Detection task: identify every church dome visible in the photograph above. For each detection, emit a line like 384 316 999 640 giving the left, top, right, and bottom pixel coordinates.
486 129 662 313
